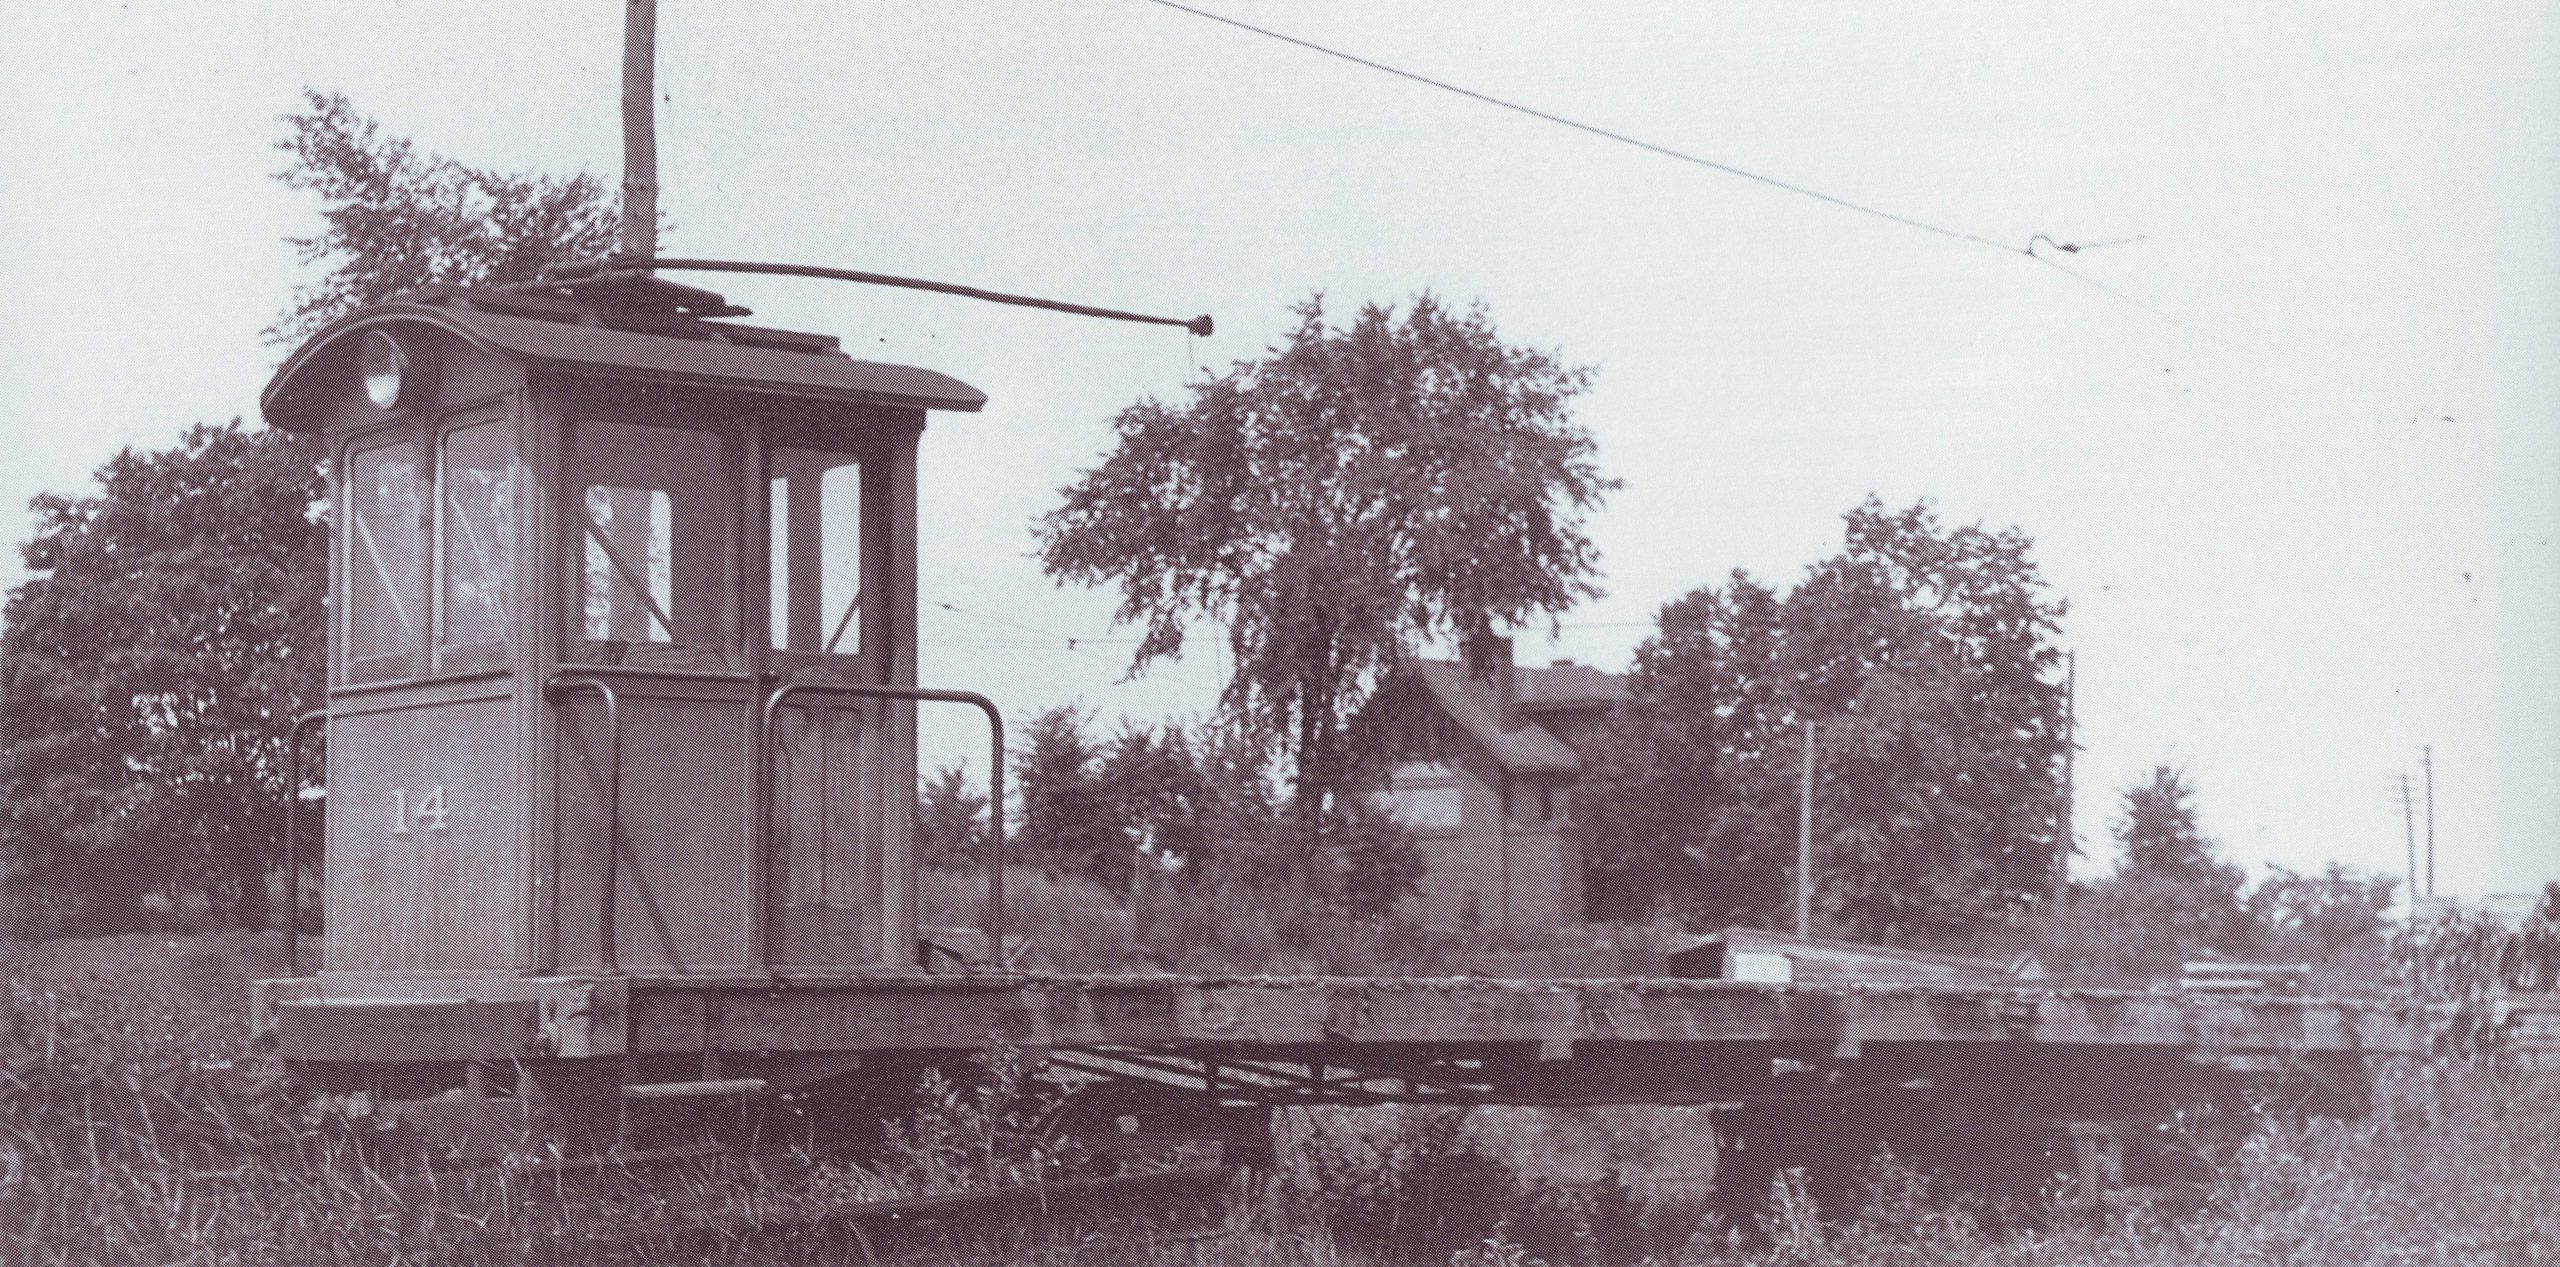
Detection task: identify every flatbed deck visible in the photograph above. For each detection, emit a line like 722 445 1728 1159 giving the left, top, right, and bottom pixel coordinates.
257 969 2429 1069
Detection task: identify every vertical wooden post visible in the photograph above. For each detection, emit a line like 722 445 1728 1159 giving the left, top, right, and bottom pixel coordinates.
620 0 659 258
2400 773 2419 924
1795 720 1816 938
2422 744 2435 899
2055 650 2076 904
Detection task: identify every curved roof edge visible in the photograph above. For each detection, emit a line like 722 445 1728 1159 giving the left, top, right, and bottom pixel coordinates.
262 298 986 431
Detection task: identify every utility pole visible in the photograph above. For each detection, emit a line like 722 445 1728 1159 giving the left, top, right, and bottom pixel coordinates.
620 0 659 257
1795 720 1816 937
2422 745 2436 899
2398 773 2420 924
2054 650 2076 904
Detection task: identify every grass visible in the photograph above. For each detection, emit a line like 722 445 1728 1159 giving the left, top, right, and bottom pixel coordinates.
8 930 2557 1265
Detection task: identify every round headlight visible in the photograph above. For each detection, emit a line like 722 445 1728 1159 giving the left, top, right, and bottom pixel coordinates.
359 330 410 409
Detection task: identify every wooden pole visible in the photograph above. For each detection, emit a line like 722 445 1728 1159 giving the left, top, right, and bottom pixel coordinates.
2055 650 2075 904
1796 720 1816 937
620 0 659 257
2400 773 2419 923
2422 745 2435 899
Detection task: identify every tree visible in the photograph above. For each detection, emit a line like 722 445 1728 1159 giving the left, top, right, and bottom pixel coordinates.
1574 498 2069 943
914 764 991 871
269 91 621 345
0 94 618 933
1010 708 1133 893
1036 294 1614 826
2250 862 2394 963
2115 765 2227 882
1 424 325 931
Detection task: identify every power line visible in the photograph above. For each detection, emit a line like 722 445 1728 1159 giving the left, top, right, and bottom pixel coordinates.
1144 1 2181 325
925 598 1224 695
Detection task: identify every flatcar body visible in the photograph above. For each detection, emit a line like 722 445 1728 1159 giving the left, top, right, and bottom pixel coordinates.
253 276 2433 1199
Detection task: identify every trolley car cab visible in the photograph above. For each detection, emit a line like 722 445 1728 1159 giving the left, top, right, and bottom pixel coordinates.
260 275 983 985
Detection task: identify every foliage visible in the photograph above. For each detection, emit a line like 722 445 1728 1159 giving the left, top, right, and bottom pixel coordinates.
913 763 991 871
1 424 326 933
1576 499 2068 942
812 1047 1085 1202
1 95 619 934
269 90 621 345
998 706 1423 919
2112 765 2230 884
2251 862 2395 964
1037 294 1613 819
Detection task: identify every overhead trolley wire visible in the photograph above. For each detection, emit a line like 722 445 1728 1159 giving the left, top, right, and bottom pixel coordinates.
1144 0 2190 330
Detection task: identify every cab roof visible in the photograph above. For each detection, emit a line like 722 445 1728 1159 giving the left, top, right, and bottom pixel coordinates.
261 278 987 431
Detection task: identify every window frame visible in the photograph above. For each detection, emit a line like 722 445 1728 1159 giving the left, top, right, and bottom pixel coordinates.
760 414 891 683
338 426 429 686
559 412 746 672
431 408 516 675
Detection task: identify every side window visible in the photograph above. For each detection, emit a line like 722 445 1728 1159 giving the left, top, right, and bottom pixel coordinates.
435 420 513 665
344 437 424 682
767 446 863 656
569 419 736 667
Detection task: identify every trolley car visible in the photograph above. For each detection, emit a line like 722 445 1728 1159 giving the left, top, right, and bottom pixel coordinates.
252 269 2426 1202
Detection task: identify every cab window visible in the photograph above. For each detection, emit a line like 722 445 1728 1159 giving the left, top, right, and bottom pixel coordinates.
767 446 863 656
435 419 513 666
343 437 424 682
567 418 737 668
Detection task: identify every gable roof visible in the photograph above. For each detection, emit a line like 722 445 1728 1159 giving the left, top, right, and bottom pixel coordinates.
1408 659 1616 776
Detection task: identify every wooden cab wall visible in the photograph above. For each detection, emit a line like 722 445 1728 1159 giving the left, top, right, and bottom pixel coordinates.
283 323 537 974
535 380 926 975
264 285 978 982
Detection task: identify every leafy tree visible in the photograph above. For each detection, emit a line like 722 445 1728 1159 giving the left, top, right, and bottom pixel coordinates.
2116 765 2229 882
1011 708 1130 892
0 424 325 932
2250 861 2394 963
1575 499 2069 943
914 763 990 871
1576 581 1788 925
0 94 617 932
1036 294 1614 825
270 90 621 345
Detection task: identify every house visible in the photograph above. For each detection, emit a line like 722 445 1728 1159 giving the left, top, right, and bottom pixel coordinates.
1366 636 1628 932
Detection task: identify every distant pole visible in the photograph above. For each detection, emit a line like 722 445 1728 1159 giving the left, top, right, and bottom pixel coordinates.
2054 651 2076 904
1796 720 1816 937
2399 773 2420 923
2422 745 2436 899
620 0 659 257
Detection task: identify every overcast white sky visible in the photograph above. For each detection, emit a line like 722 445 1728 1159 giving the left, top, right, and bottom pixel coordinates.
4 2 2553 900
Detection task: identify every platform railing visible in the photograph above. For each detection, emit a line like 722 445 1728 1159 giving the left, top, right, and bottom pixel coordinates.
281 709 328 976
545 675 627 971
757 682 1005 972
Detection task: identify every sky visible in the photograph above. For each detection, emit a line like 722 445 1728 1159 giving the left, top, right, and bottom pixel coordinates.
3 2 2554 900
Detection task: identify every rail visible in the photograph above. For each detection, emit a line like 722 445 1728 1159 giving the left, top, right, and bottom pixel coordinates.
758 682 1005 971
545 675 628 972
281 710 328 975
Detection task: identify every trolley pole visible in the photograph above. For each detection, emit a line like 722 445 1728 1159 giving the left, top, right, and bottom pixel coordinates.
620 0 659 257
1795 720 1816 937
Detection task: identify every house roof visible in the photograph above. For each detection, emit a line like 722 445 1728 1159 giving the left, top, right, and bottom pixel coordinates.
1513 660 1632 712
262 285 986 430
1410 659 1606 776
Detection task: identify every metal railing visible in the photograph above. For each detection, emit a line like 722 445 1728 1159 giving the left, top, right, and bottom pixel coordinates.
546 675 628 971
757 682 1006 971
282 710 328 976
